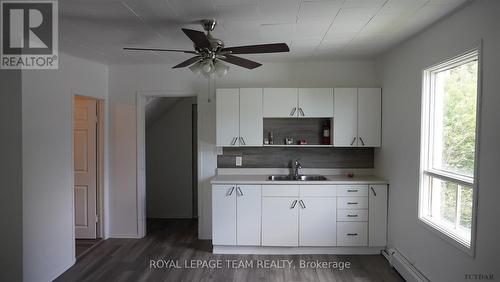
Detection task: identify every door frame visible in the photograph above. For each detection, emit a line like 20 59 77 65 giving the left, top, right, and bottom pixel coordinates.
136 91 199 238
71 94 106 255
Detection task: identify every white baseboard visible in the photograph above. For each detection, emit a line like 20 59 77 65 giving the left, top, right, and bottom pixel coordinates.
214 245 384 255
383 248 429 282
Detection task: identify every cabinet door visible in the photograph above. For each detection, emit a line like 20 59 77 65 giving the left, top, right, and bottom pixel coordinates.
262 197 299 246
298 88 334 117
216 89 240 146
334 88 358 147
239 88 263 146
263 88 298 117
358 88 381 147
212 185 236 245
368 185 387 246
236 185 262 245
299 198 336 246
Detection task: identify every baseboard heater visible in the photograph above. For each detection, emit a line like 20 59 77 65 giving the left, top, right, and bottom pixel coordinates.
382 248 429 282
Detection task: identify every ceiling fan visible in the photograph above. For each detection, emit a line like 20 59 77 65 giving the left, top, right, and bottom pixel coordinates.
123 19 290 77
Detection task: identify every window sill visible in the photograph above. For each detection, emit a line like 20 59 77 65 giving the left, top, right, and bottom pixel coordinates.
418 216 474 257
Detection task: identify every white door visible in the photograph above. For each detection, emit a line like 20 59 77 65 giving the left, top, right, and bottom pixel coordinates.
299 197 337 246
369 185 387 246
262 197 299 246
236 185 262 245
212 185 237 245
358 88 381 147
298 88 334 117
239 88 263 146
74 96 98 239
334 88 358 147
263 88 298 117
216 89 240 146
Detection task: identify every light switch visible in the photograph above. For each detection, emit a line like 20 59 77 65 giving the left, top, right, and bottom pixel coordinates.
235 156 242 166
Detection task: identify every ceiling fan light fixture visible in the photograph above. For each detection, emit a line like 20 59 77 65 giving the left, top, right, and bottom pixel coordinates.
189 61 202 74
214 60 229 77
201 59 214 73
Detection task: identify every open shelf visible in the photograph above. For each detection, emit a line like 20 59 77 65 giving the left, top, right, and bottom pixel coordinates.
263 144 333 148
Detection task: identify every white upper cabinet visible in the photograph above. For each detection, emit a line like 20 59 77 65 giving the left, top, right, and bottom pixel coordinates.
334 88 358 147
216 89 240 146
263 88 298 117
368 185 387 247
216 88 263 147
298 88 334 117
358 88 381 147
333 88 381 147
239 88 263 146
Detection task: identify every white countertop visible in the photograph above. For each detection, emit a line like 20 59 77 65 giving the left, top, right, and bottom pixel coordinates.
210 174 388 185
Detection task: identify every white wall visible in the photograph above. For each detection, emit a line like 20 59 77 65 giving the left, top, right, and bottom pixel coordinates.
21 53 109 282
375 1 499 281
146 97 196 218
108 60 378 239
0 69 23 282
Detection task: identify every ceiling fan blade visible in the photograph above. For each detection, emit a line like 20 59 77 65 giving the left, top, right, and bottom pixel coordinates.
172 56 201 69
219 54 262 69
123 47 197 54
221 43 289 54
181 28 211 49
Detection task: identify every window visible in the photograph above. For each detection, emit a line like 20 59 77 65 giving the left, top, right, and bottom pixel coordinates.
419 50 480 252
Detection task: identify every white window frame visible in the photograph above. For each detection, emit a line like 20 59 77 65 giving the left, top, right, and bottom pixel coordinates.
419 46 482 256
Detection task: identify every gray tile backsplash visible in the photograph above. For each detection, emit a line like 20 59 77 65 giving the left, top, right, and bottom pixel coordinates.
217 147 374 168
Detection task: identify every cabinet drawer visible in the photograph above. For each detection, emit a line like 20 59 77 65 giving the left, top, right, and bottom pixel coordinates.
337 185 368 197
337 197 368 209
299 185 336 197
337 209 368 222
262 185 299 197
337 222 368 246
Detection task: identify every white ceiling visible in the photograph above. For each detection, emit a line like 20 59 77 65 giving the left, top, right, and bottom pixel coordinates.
60 0 469 65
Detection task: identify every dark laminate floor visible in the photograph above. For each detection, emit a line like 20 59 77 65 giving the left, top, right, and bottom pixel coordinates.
76 238 103 258
56 219 404 282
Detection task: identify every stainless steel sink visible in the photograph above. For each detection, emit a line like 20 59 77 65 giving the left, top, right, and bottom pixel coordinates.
267 175 327 181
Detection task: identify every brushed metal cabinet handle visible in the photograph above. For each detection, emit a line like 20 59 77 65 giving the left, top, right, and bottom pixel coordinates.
347 189 358 192
299 108 305 116
347 202 358 205
290 107 297 116
290 200 298 209
347 233 358 236
370 186 377 196
227 187 235 196
347 214 358 217
239 137 246 145
350 137 357 146
360 137 365 146
237 187 243 196
231 137 237 145
299 200 306 209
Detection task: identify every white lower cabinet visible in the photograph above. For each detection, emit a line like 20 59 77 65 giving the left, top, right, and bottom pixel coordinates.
212 184 261 246
212 185 237 245
337 222 368 246
236 185 262 245
368 185 388 246
299 198 336 246
262 197 299 246
212 183 387 251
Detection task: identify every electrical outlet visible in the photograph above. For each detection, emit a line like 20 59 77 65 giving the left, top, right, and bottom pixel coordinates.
235 156 242 166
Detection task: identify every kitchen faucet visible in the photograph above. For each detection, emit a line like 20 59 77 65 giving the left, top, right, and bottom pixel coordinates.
291 160 302 180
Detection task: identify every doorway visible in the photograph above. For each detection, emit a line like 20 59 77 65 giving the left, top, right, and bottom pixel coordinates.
73 96 104 258
144 97 198 232
136 93 198 237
